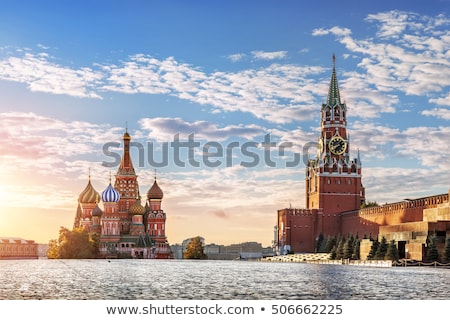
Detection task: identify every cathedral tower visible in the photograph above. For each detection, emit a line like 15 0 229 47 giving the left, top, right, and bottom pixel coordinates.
114 129 139 234
145 176 173 258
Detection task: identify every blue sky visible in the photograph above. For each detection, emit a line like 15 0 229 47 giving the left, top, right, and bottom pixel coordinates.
0 0 449 246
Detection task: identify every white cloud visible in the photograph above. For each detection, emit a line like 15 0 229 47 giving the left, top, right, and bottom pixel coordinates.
363 167 449 204
422 107 450 120
227 53 246 62
0 52 103 98
312 26 352 38
139 117 266 141
251 50 288 60
1 11 449 125
313 10 450 119
365 11 412 39
351 121 450 171
0 112 122 175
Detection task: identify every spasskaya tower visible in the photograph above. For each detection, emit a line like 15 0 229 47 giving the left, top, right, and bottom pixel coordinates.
305 55 365 236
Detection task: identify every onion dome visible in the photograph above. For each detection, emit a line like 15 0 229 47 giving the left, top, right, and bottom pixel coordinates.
123 128 131 141
101 183 120 203
92 204 103 216
78 179 100 204
129 196 146 215
147 179 163 200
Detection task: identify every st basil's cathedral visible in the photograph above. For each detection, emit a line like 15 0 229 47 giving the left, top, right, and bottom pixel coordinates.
73 129 173 259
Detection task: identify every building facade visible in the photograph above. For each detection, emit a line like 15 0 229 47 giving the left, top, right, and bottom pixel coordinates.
276 56 450 260
0 237 39 260
73 130 173 259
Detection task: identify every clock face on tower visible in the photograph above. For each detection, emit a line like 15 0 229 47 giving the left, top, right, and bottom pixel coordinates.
328 136 347 155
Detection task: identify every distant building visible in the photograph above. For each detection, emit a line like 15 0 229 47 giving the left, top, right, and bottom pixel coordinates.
0 237 38 260
73 130 173 259
276 56 450 260
171 240 270 260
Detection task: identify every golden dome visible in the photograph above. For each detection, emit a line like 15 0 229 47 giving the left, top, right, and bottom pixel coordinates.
129 197 146 215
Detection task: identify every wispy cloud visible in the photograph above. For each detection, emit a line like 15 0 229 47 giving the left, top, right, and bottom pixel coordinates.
226 53 246 62
0 11 449 126
351 121 450 171
251 50 288 60
312 10 450 120
0 52 103 98
139 117 266 141
0 112 121 176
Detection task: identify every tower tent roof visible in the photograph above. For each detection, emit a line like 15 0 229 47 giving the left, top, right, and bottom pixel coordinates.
326 54 342 106
117 129 135 176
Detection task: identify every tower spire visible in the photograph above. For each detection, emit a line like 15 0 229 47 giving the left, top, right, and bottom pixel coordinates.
118 127 134 175
327 54 341 106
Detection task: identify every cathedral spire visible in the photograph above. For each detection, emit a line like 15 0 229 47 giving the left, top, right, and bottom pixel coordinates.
118 128 135 175
327 54 341 106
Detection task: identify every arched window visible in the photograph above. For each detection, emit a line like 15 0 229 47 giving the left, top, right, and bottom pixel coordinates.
325 107 331 121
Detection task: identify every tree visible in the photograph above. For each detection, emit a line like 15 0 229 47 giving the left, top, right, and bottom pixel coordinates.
47 239 60 259
352 238 360 260
47 227 99 259
361 201 379 208
316 233 325 253
426 235 439 262
335 237 345 260
325 236 337 253
385 240 399 261
375 236 388 260
329 245 337 260
367 239 379 260
183 236 207 259
343 237 354 259
444 237 450 262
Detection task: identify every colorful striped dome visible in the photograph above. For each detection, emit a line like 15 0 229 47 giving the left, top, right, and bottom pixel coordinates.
101 183 120 203
78 180 100 204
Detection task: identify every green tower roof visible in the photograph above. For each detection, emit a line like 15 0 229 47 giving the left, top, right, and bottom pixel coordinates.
327 54 342 106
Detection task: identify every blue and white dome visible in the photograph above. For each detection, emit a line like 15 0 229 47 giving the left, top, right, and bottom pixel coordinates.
101 183 120 203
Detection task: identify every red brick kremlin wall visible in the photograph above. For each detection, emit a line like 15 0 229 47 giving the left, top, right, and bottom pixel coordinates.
340 193 448 239
278 193 449 253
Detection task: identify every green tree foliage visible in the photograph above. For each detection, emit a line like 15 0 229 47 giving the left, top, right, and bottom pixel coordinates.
426 235 439 262
367 239 379 260
335 237 345 260
329 245 337 259
444 237 450 262
316 233 325 253
47 227 99 259
325 236 337 253
385 240 399 261
375 236 388 260
343 237 354 259
361 201 379 208
352 238 360 260
183 236 207 259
